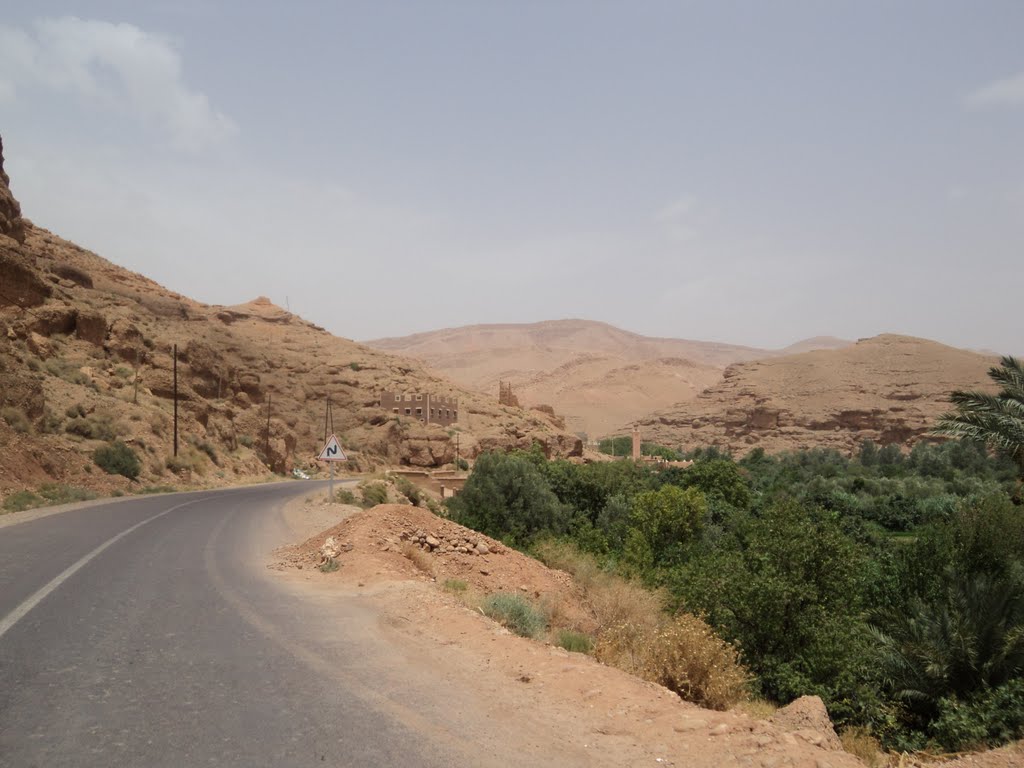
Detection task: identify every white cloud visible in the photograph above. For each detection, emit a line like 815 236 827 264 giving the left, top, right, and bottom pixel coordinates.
966 70 1024 109
0 16 236 151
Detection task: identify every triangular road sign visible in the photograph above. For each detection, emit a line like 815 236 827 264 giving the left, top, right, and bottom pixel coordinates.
317 433 348 462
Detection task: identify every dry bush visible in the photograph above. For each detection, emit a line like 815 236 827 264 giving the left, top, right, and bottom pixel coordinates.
840 727 885 768
735 698 778 719
533 538 665 634
596 614 750 711
400 542 435 577
1 405 31 434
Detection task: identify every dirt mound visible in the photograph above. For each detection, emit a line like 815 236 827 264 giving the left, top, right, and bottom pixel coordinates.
280 503 590 624
633 334 996 456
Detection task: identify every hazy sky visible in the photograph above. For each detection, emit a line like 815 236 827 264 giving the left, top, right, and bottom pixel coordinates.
1 2 1021 352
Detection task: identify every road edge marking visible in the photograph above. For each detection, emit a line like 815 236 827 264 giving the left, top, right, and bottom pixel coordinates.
0 497 207 641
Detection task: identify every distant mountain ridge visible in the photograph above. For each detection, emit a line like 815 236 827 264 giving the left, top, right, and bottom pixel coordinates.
366 320 853 437
630 334 997 456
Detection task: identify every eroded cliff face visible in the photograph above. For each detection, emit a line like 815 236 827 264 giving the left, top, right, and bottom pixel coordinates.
0 136 26 245
631 335 997 456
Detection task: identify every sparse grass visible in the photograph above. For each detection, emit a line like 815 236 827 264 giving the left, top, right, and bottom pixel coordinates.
44 357 91 386
734 698 778 719
393 475 422 506
3 490 42 513
39 409 63 434
139 485 176 495
319 558 340 573
0 405 31 434
360 481 388 507
840 727 885 768
191 438 219 466
38 484 97 505
481 593 547 638
595 614 750 711
335 488 357 505
65 413 118 441
443 578 468 593
401 542 435 577
166 448 206 476
556 630 594 654
2 484 97 514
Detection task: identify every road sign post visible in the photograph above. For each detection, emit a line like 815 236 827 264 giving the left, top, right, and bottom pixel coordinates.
317 434 348 501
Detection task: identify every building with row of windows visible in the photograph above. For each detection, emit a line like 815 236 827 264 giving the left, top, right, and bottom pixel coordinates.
379 391 459 426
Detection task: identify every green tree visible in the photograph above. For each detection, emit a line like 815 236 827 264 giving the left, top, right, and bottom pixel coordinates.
674 499 873 707
872 571 1024 731
447 451 568 545
623 485 705 573
932 355 1024 474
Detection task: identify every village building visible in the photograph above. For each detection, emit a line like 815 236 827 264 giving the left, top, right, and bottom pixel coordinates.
379 391 459 426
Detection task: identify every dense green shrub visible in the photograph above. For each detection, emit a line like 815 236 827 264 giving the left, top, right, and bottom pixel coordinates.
931 679 1024 750
94 441 141 479
448 451 569 545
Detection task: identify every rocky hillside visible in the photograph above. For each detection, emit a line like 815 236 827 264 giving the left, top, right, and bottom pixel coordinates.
0 139 580 501
632 334 997 456
367 320 850 438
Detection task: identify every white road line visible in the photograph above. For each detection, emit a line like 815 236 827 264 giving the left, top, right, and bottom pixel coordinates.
0 497 208 641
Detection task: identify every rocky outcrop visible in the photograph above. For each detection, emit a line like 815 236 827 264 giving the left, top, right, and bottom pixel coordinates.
0 136 26 244
633 335 997 456
768 696 843 751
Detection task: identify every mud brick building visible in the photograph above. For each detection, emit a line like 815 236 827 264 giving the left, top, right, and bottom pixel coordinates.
380 392 459 426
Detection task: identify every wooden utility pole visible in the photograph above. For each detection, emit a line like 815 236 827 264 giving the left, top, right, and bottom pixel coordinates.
264 393 272 466
173 344 178 457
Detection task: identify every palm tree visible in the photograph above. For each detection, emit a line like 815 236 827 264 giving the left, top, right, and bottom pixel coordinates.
872 570 1024 726
932 356 1024 474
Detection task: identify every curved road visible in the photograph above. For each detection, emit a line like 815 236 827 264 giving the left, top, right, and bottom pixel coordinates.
0 483 483 767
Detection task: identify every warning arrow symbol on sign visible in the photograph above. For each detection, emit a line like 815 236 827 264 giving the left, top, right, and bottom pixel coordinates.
317 434 348 462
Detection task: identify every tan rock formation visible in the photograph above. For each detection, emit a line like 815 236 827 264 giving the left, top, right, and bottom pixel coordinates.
631 334 997 456
0 135 26 244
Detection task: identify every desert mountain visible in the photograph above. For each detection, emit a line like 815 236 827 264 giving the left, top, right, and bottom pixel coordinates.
367 320 851 437
631 334 997 456
0 139 580 500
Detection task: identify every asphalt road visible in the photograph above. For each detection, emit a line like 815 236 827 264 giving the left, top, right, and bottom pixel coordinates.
0 483 468 768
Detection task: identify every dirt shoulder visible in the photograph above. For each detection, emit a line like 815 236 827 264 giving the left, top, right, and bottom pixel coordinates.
270 497 874 768
270 498 1024 768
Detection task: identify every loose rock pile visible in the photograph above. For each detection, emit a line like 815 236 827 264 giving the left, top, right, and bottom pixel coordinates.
400 528 502 557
